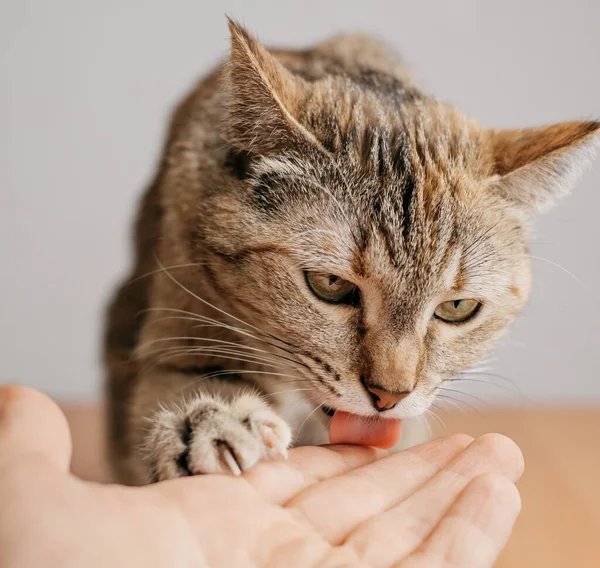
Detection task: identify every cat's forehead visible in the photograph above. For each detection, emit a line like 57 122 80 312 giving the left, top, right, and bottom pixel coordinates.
253 112 487 256
262 158 458 240
253 147 520 302
248 97 522 299
251 97 488 219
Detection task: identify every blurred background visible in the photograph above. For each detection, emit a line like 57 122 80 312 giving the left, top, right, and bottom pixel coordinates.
2 0 598 401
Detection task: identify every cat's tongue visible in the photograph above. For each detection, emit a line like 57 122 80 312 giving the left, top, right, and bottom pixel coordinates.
328 411 402 449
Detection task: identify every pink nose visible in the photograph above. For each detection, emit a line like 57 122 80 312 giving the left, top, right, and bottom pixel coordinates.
365 384 411 411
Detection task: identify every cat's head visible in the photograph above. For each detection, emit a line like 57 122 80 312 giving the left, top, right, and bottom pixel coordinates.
198 21 599 418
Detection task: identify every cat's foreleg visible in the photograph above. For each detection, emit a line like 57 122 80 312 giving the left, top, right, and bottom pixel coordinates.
119 369 292 483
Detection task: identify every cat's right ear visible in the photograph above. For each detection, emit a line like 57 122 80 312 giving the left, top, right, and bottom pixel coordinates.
485 120 600 213
223 19 319 156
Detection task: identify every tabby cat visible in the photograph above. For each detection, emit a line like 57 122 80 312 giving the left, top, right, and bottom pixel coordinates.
105 19 599 484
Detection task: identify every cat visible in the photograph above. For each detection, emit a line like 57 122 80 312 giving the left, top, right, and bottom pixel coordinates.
104 18 599 485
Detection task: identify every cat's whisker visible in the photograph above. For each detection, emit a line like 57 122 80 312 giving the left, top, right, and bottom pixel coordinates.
144 302 308 364
140 306 212 320
438 386 492 408
144 315 212 327
136 335 300 369
153 256 307 353
187 369 311 386
436 392 485 417
425 407 446 430
462 250 499 272
155 255 258 331
462 222 500 258
144 316 286 354
261 380 317 392
263 388 314 397
434 394 466 414
286 392 315 414
138 335 278 355
145 376 295 414
295 401 326 441
138 350 289 376
127 262 208 285
528 254 582 285
189 322 308 361
449 377 520 396
183 369 312 396
454 372 536 405
429 401 450 416
421 411 434 439
142 306 311 368
136 342 260 361
184 310 292 343
142 346 292 369
138 337 308 367
457 370 520 390
144 306 302 354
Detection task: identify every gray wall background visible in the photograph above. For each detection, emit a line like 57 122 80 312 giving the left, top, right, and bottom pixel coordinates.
1 0 599 402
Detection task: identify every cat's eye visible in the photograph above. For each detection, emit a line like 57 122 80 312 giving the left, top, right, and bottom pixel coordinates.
434 299 481 324
305 272 359 305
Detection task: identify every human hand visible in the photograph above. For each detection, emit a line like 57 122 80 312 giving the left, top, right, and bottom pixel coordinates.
0 386 522 567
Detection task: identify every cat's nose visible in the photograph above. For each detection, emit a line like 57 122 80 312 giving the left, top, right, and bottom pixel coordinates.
362 380 411 411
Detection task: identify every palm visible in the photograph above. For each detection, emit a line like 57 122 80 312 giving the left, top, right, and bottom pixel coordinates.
1 388 522 568
149 437 521 567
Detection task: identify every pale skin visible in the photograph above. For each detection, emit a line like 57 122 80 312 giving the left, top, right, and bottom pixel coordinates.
0 386 523 567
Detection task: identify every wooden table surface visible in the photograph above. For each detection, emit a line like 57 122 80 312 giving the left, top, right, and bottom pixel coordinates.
431 407 600 568
64 405 600 568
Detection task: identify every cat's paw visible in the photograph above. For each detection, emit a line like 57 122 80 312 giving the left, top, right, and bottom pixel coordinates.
144 394 292 481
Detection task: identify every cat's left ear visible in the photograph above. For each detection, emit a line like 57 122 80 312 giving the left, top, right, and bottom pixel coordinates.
485 120 600 212
223 19 320 156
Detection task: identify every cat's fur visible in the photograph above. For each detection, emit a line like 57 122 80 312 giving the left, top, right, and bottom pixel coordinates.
105 20 599 484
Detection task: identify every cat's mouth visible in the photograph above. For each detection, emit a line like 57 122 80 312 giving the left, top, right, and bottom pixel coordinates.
326 408 403 449
321 405 336 417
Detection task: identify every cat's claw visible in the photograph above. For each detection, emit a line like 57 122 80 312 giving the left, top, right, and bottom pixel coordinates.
145 394 292 481
259 424 288 460
218 443 243 476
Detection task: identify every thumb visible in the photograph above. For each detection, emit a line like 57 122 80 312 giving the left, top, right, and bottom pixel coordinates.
0 386 72 471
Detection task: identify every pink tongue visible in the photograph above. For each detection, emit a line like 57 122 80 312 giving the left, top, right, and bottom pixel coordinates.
328 411 402 449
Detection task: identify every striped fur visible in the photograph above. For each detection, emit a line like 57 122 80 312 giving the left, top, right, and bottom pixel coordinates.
105 20 599 484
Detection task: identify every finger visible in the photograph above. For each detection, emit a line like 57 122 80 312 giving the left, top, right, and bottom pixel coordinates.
398 473 521 568
345 434 523 566
288 434 474 544
244 444 383 504
329 411 402 449
0 386 72 472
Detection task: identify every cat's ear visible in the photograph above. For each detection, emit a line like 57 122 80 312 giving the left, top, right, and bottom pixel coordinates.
223 19 318 155
485 120 600 212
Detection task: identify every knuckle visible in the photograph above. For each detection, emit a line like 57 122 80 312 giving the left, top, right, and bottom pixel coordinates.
471 472 522 512
445 432 474 449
